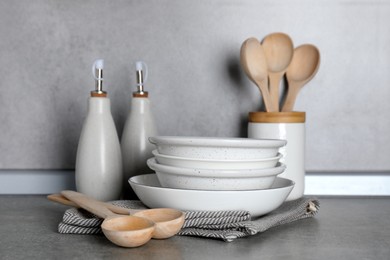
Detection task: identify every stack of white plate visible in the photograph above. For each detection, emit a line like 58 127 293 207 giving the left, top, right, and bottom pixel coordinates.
129 136 295 217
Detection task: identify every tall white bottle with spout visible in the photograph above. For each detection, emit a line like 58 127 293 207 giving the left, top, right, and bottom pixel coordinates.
121 61 157 199
75 59 122 201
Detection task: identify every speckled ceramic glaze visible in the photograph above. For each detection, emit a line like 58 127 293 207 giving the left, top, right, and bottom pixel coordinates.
147 158 286 190
152 150 282 170
148 136 287 160
129 174 294 217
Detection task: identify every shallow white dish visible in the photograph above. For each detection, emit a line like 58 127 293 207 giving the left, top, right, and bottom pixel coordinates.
149 136 286 160
147 158 286 190
129 174 294 217
152 150 282 170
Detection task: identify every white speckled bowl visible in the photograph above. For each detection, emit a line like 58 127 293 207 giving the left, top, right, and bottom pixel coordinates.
152 150 282 170
147 158 286 190
129 174 294 217
148 136 286 160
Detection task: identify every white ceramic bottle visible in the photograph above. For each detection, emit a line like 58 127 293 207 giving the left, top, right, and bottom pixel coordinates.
75 59 123 201
121 61 157 199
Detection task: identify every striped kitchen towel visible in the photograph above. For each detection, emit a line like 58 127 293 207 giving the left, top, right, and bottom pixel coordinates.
58 197 319 242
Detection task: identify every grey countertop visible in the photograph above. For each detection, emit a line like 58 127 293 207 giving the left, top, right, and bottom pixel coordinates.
1 196 390 260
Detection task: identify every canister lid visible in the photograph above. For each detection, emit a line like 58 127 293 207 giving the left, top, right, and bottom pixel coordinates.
249 112 306 123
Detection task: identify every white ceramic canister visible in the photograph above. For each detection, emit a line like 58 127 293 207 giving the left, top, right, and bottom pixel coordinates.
248 112 305 201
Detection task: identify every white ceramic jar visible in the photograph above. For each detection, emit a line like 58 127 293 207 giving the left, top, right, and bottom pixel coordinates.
248 112 305 201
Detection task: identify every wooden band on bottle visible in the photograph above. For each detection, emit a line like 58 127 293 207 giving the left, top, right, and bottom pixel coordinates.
90 91 107 98
133 92 149 98
249 111 306 123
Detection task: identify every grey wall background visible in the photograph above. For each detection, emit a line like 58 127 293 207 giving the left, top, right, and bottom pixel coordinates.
0 0 389 172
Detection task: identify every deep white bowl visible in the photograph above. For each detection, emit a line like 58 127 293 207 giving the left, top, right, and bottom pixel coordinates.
147 158 286 190
129 174 294 217
152 150 282 170
149 136 286 160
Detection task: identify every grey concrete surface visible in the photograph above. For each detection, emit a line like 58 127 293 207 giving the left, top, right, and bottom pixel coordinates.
1 196 390 259
0 0 390 172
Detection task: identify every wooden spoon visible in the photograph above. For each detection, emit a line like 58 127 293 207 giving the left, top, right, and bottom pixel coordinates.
60 191 185 239
56 192 185 240
240 37 276 112
281 44 320 112
60 190 155 247
262 33 294 111
48 193 133 214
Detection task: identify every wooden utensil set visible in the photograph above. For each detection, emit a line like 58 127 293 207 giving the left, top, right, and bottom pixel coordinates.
240 33 320 112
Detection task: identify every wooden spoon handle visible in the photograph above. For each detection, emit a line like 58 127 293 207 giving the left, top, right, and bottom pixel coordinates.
269 72 285 112
47 194 79 207
261 87 275 112
257 79 277 112
282 81 302 112
48 194 132 215
61 190 117 219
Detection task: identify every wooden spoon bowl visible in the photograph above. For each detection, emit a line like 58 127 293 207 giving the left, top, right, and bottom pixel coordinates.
240 37 276 112
133 208 185 239
101 215 155 247
262 32 294 111
282 44 320 112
